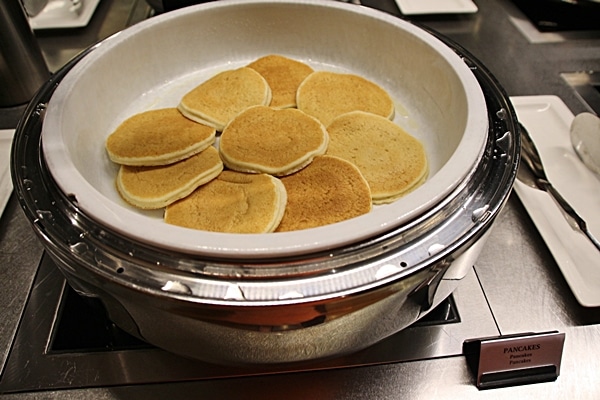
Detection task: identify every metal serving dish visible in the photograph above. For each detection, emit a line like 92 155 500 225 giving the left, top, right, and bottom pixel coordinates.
12 0 519 365
40 0 488 259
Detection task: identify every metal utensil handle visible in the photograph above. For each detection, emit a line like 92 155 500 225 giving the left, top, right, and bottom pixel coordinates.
541 176 600 252
519 123 600 252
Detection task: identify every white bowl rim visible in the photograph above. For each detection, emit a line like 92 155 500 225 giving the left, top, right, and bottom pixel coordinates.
41 0 488 259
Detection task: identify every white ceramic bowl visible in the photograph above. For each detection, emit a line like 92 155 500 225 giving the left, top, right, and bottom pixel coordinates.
41 0 488 258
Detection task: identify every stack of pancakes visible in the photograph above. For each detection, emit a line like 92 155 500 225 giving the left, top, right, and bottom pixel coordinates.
105 108 223 210
105 54 428 234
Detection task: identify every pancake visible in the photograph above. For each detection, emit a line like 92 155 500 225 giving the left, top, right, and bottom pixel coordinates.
219 105 329 176
247 54 314 109
276 155 372 232
164 171 287 234
296 71 395 126
105 108 216 166
178 67 272 131
117 146 223 209
325 111 428 204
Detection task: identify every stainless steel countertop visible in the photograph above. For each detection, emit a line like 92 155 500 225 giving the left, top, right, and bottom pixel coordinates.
1 0 600 398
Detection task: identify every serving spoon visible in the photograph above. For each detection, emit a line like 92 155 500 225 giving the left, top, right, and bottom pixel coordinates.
517 123 600 252
570 112 600 178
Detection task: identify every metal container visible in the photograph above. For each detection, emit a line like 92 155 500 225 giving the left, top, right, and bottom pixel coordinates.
11 1 520 365
0 0 49 106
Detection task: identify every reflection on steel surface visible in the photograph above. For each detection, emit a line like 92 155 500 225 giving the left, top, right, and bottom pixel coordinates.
562 71 600 115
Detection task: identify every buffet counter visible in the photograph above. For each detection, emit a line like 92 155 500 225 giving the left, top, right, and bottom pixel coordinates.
1 0 599 398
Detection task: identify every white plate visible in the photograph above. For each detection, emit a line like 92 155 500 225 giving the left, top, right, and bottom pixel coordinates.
42 0 488 259
512 95 600 307
29 0 100 30
0 130 15 219
395 0 478 15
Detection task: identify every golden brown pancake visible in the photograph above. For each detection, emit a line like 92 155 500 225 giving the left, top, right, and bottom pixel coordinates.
326 111 428 204
296 71 395 127
247 54 314 109
177 67 272 131
164 171 287 234
219 105 328 176
105 108 216 166
116 146 223 209
275 155 372 232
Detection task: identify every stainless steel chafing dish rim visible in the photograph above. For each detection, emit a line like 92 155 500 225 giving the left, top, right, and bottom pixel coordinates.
11 30 519 307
